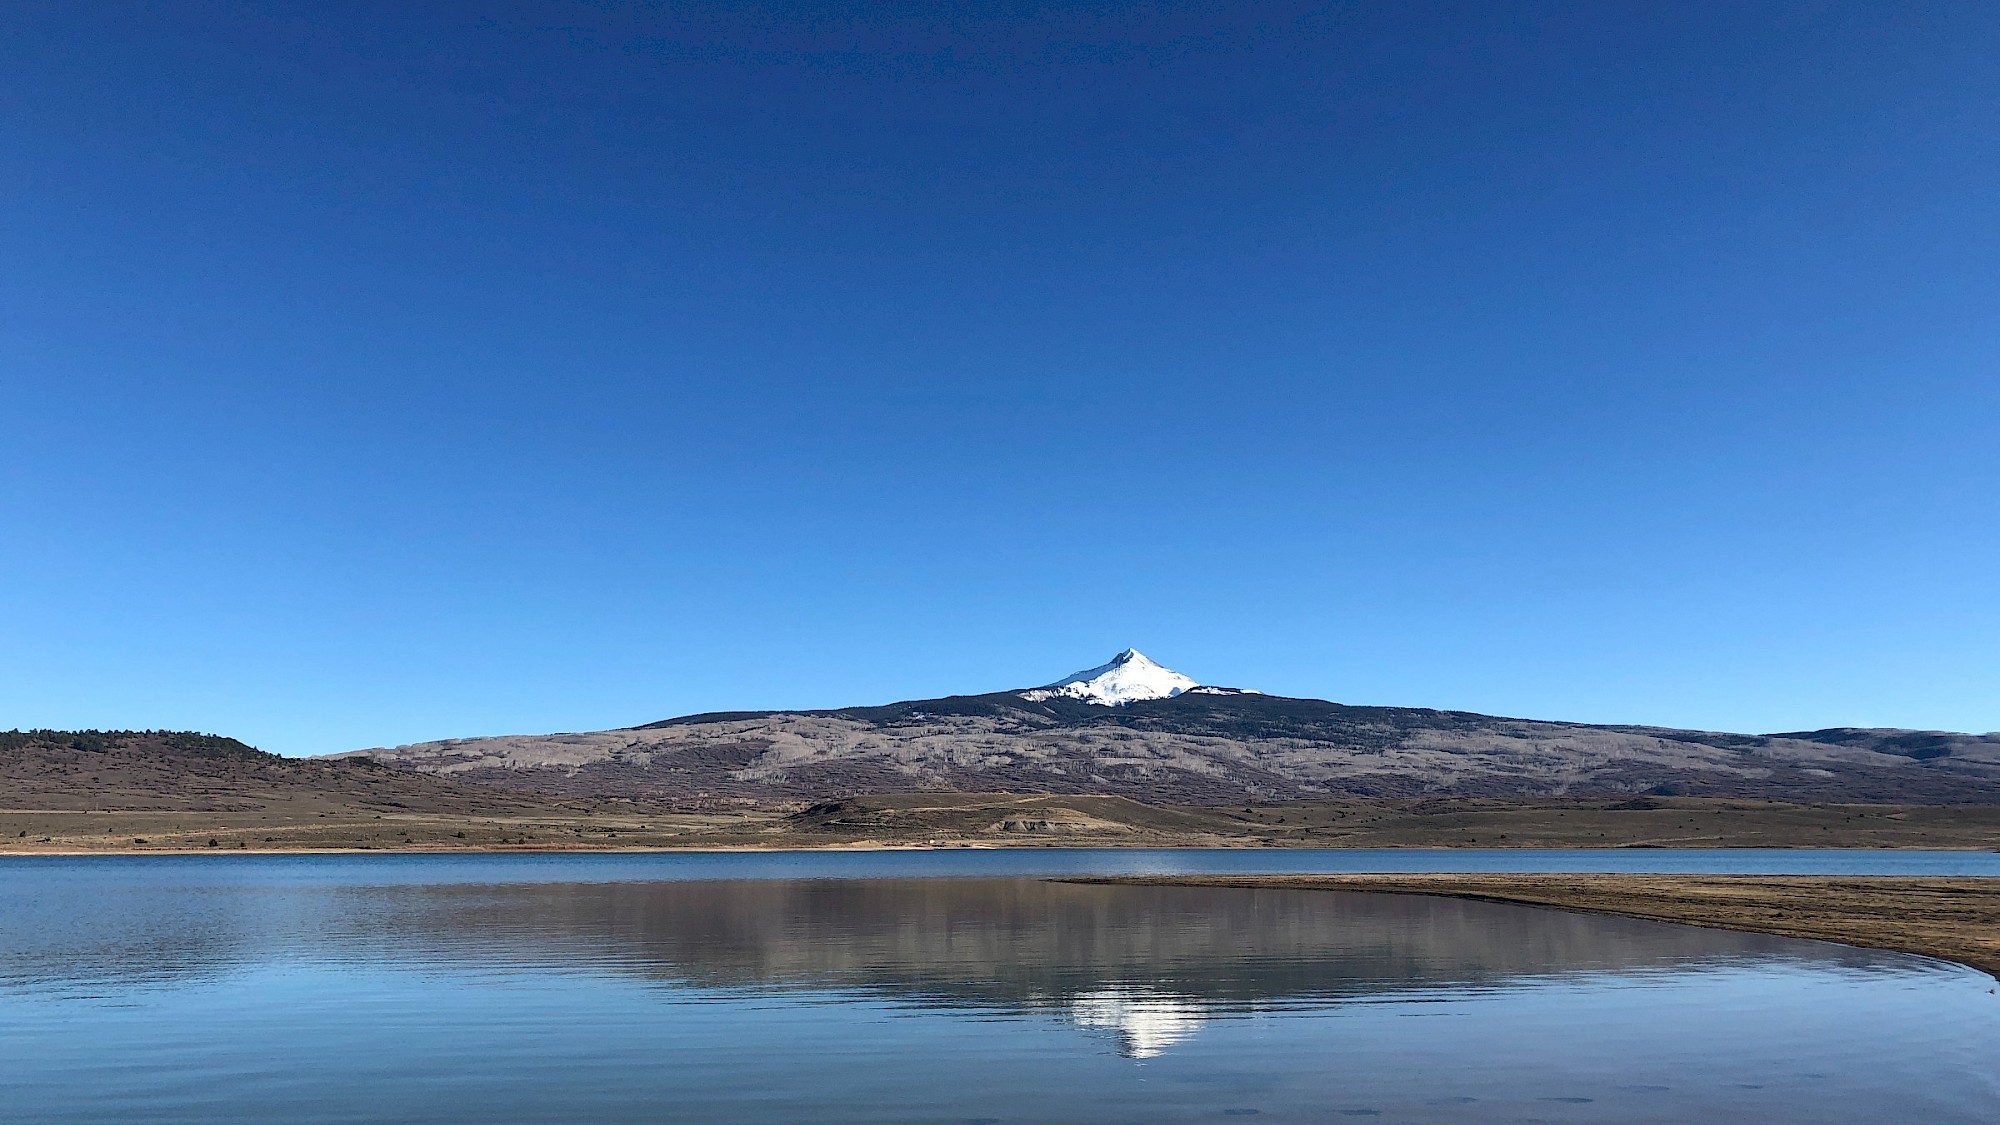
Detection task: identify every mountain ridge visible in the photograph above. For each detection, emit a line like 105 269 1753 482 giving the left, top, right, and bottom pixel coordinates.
12 727 2000 853
342 653 2000 804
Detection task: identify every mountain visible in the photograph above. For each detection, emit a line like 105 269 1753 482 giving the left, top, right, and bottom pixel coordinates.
1020 649 1204 705
342 651 2000 803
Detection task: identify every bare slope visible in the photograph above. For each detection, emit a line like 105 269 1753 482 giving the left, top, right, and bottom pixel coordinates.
0 729 568 815
779 793 2000 850
349 689 2000 803
0 729 723 851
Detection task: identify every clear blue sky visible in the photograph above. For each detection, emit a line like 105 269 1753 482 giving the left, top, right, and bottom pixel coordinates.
3 2 1995 755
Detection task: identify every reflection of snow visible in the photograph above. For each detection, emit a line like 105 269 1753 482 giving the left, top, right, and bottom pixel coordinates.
1067 987 1205 1058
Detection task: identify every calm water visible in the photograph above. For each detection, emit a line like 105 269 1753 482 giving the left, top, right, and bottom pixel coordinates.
8 845 1999 889
3 854 1997 1123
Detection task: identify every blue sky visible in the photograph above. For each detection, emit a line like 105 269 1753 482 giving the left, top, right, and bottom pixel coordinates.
3 2 1995 754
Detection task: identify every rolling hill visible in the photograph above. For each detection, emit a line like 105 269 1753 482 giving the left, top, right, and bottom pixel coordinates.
346 651 2000 803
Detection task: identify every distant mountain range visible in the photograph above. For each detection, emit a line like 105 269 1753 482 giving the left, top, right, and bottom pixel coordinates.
345 651 2000 803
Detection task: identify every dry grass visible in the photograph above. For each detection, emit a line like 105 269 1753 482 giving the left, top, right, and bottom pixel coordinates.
6 793 2000 853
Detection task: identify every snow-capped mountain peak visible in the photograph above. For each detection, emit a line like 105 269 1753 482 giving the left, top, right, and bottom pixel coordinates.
1019 649 1199 706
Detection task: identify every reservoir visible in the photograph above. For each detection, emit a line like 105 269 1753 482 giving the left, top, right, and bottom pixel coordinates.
3 852 1996 1122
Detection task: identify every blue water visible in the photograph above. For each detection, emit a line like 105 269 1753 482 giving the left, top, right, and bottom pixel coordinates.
5 845 1998 888
3 853 1997 1123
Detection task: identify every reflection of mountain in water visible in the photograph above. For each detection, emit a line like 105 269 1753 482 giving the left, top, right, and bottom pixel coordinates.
4 876 1894 1056
1067 987 1206 1057
353 878 1866 1054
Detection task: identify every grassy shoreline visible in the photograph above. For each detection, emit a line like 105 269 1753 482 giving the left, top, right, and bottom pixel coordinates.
4 840 1999 858
1061 873 2000 979
7 794 2000 853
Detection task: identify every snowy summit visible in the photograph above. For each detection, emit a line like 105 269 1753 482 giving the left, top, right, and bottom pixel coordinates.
1019 649 1201 706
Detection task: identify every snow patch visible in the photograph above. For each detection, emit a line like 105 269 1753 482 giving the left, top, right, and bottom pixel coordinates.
1019 649 1200 706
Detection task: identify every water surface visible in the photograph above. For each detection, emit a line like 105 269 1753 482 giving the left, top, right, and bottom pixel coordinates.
9 844 2000 889
3 854 1996 1123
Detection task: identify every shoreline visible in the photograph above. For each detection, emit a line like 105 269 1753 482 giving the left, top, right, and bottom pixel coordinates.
10 795 1998 852
9 846 1997 977
0 842 991 857
1060 873 2000 980
6 840 2000 858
